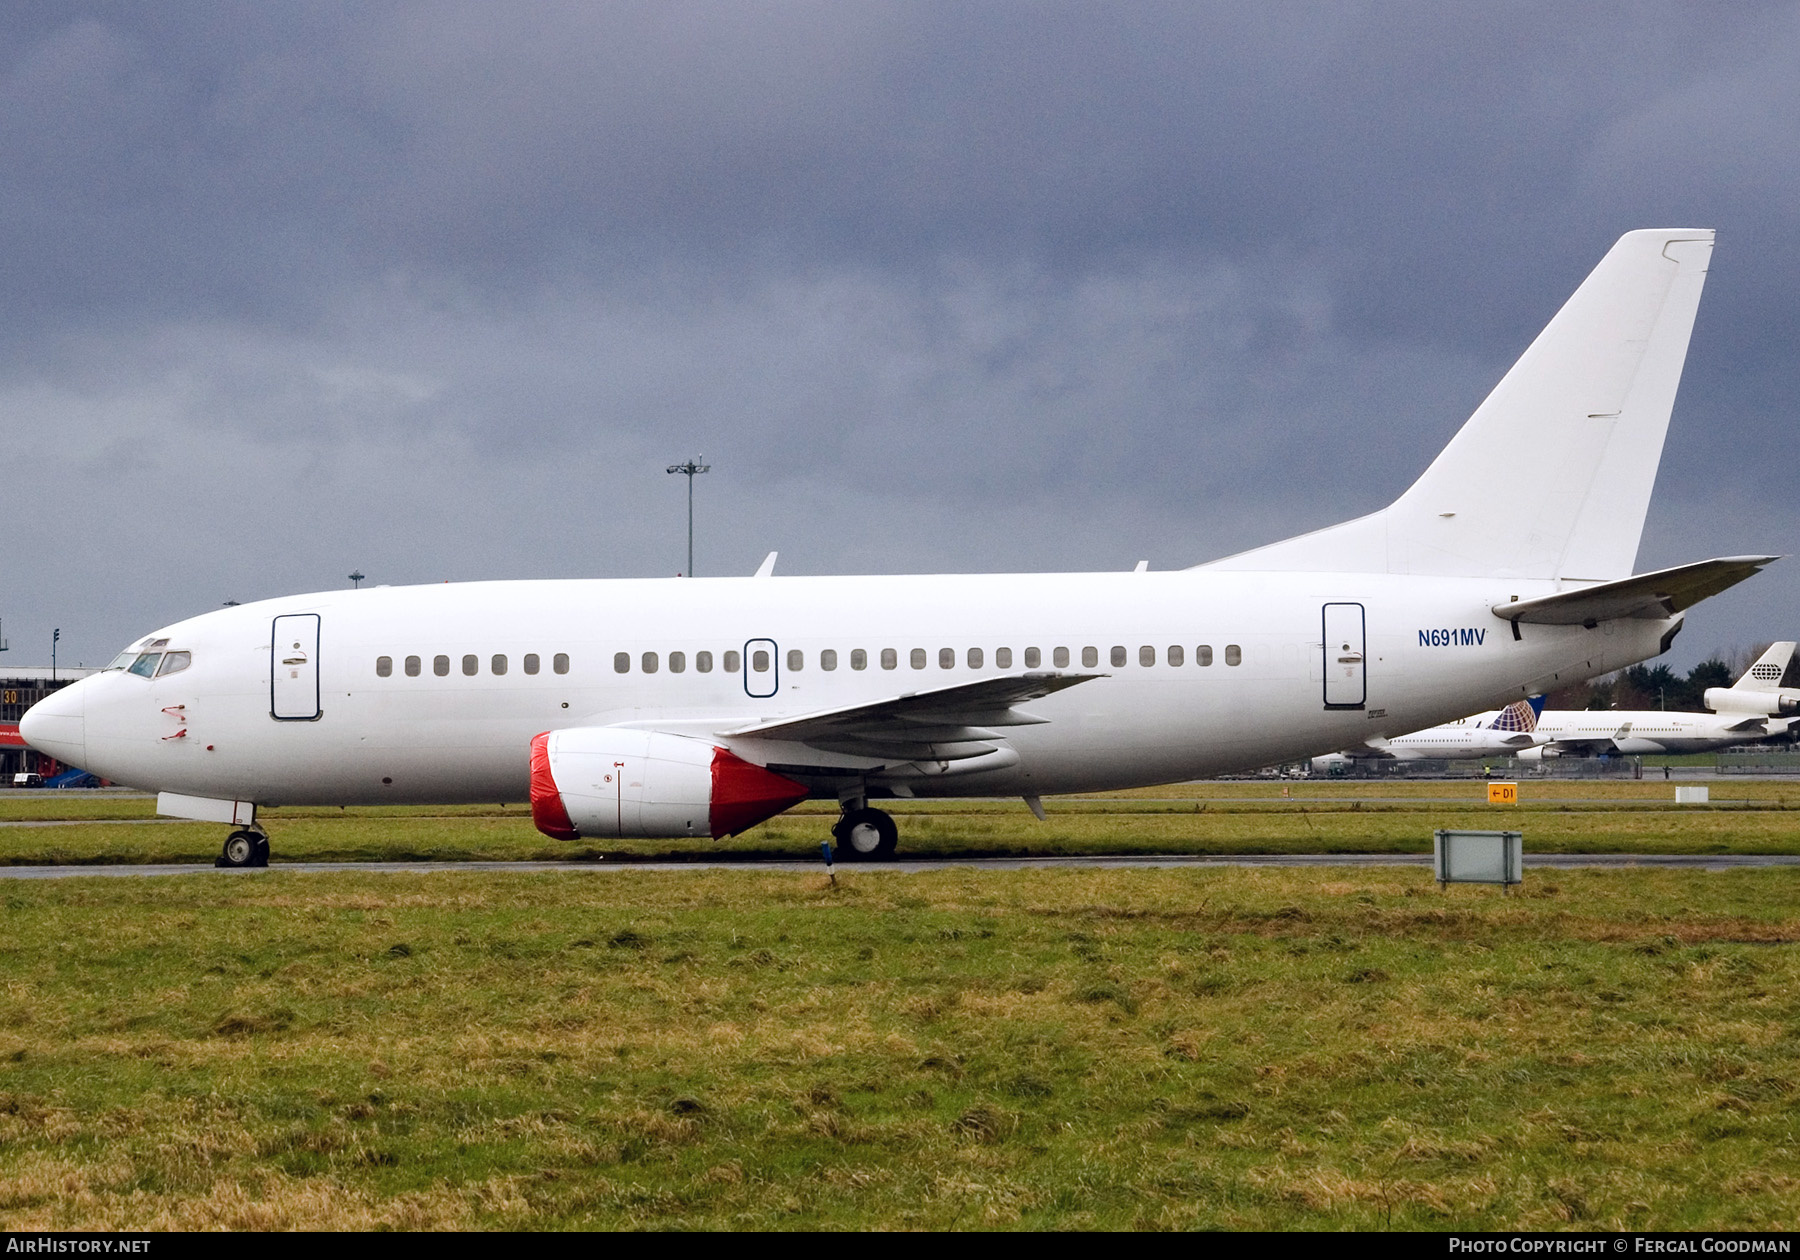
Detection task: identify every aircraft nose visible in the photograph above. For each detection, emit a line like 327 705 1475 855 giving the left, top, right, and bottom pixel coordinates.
20 683 86 769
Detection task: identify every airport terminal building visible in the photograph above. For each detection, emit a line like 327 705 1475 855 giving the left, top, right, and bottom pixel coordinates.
1 667 96 783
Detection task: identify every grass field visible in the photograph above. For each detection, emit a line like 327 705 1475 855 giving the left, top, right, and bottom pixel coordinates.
1 862 1798 1229
3 779 1800 864
2 787 1798 1230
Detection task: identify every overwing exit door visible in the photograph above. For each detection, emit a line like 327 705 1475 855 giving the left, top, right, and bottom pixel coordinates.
1322 603 1366 710
271 614 321 720
744 638 779 699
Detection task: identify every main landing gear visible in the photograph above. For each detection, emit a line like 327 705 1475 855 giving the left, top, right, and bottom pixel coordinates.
832 804 898 862
216 827 271 869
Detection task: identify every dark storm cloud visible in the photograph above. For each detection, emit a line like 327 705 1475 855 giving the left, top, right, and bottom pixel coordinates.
2 2 1796 668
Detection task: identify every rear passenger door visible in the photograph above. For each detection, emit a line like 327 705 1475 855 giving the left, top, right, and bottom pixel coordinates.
1321 603 1365 710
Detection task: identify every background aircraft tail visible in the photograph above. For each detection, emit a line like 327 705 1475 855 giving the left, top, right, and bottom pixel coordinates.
1203 229 1716 580
1733 642 1797 690
1704 643 1799 716
1487 695 1543 734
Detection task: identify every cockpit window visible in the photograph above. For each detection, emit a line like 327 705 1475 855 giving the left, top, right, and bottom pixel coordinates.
127 653 163 678
106 651 136 671
157 651 192 677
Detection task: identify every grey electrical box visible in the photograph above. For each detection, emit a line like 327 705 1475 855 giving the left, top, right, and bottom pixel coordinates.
1433 829 1523 889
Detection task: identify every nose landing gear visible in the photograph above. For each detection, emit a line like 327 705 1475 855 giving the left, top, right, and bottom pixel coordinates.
216 827 271 868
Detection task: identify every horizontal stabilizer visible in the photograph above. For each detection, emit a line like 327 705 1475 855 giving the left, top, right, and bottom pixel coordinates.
1493 556 1779 626
1723 717 1772 734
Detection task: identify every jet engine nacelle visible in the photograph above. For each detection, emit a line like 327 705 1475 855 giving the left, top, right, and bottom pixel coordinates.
1515 745 1559 762
530 729 809 840
1705 687 1800 717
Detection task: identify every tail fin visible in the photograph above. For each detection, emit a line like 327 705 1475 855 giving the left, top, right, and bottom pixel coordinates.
1734 642 1797 690
1488 696 1541 734
1203 229 1715 579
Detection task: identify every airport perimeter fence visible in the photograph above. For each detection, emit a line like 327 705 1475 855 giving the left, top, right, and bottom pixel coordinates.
1717 751 1800 775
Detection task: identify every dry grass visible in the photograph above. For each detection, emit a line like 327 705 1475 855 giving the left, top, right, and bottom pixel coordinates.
0 863 1797 1228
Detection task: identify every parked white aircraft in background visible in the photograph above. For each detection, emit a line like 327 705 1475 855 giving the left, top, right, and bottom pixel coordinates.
1327 642 1797 767
1314 697 1547 769
1516 642 1797 758
23 229 1777 865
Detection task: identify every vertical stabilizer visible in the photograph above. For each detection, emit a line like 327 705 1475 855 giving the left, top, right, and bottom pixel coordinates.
1203 230 1715 579
1488 697 1541 734
1733 643 1797 690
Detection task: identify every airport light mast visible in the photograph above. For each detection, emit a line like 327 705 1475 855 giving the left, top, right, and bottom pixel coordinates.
666 456 710 577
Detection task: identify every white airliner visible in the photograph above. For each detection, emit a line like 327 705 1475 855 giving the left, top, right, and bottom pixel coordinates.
1315 696 1548 766
22 229 1778 866
1513 641 1798 758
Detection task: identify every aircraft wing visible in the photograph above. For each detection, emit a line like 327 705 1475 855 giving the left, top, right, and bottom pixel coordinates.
717 672 1105 761
1493 556 1779 626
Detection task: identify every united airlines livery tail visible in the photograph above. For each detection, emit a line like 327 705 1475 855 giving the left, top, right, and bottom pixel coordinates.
1205 229 1717 581
1488 695 1545 734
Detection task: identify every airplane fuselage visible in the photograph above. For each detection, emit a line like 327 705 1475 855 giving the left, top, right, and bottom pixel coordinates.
34 569 1672 807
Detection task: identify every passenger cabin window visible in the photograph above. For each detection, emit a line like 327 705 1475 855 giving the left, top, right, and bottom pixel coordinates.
1053 647 1069 668
376 656 393 677
1139 645 1155 667
492 654 507 676
1167 645 1184 667
1082 646 1099 668
996 647 1012 669
881 649 897 670
697 651 713 673
462 654 478 676
787 649 803 672
821 649 837 671
968 647 983 669
434 655 450 677
158 651 192 677
1197 645 1213 666
1024 647 1040 668
939 648 954 669
723 650 741 672
910 648 927 670
128 653 162 678
1225 644 1242 666
1111 646 1127 668
614 653 630 674
553 653 569 675
752 650 770 673
642 651 659 674
850 649 867 671
405 655 421 677
524 654 540 675
669 651 686 674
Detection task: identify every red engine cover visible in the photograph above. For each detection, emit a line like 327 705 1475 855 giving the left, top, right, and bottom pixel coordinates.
709 748 809 838
529 731 580 841
529 729 807 840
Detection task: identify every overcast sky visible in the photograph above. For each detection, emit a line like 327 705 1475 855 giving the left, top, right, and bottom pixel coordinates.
3 2 1795 672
